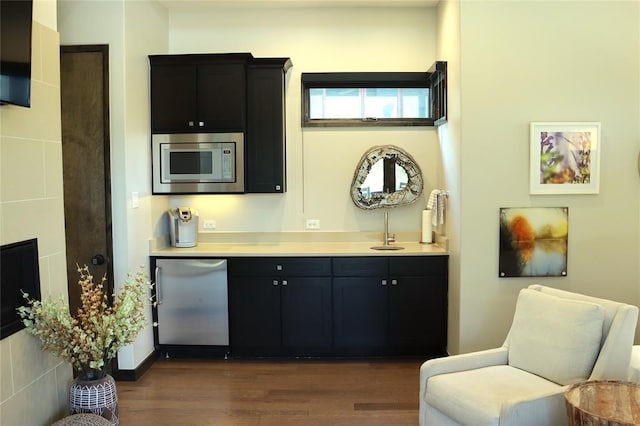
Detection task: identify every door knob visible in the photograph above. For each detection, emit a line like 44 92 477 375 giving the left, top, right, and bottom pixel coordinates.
91 254 106 266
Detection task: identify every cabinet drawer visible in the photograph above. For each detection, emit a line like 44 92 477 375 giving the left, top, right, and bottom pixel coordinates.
228 257 331 276
389 256 448 276
333 257 387 276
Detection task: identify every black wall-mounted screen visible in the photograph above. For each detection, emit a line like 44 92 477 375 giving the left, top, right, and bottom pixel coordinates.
0 0 33 108
1 238 41 339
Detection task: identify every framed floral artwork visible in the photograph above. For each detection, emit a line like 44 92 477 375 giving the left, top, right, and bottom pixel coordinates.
530 122 601 194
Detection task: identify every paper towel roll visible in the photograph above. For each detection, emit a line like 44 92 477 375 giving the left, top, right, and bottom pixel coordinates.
421 210 433 244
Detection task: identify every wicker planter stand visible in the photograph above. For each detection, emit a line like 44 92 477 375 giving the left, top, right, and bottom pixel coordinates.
69 374 118 425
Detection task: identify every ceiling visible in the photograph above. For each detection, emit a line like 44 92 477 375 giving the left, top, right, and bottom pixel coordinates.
157 0 439 8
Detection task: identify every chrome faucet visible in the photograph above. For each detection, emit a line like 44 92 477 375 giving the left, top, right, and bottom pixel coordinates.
370 210 404 250
383 210 395 246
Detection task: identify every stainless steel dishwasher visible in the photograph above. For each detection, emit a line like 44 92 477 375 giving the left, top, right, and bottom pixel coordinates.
155 258 229 346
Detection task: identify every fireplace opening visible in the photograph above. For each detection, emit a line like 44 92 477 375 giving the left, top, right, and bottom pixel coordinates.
1 238 41 339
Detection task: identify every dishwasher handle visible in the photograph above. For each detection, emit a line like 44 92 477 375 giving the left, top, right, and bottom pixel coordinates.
181 259 227 271
155 266 163 305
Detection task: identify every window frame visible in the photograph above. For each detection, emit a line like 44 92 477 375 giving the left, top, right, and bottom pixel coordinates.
301 61 446 128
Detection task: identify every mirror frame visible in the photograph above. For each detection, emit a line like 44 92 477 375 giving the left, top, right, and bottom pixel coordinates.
350 145 423 210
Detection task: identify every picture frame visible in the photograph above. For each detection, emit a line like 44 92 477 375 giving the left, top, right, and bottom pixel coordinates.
529 122 601 195
499 207 568 278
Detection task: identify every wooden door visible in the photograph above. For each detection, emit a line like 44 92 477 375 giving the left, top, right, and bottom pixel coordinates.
60 45 113 316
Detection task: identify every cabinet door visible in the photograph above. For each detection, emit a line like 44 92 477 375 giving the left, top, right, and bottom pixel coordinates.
197 64 246 132
246 66 286 192
281 277 332 353
388 275 447 355
333 277 388 353
389 256 448 356
229 276 281 355
150 64 198 132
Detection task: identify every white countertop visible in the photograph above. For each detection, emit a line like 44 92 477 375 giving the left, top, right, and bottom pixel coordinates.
150 231 448 257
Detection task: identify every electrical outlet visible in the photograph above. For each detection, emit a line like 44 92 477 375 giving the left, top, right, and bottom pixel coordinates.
203 220 216 230
305 219 320 230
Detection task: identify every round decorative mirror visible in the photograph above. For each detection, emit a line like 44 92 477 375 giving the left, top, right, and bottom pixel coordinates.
350 145 423 210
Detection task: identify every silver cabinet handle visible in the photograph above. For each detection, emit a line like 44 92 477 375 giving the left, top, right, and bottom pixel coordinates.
381 279 387 286
276 264 283 271
198 121 205 127
155 266 163 305
391 279 398 286
188 121 195 127
273 280 279 286
282 280 288 286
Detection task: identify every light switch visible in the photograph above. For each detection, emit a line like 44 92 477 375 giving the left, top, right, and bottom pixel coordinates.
131 192 139 209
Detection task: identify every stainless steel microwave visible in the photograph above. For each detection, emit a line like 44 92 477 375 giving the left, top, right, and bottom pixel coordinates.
152 133 244 194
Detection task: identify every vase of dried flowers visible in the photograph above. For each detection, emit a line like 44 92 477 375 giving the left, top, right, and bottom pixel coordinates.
70 373 118 424
18 264 153 425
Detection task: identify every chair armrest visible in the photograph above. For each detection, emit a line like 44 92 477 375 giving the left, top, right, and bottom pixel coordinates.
418 347 509 423
420 347 509 384
501 386 568 425
590 304 639 381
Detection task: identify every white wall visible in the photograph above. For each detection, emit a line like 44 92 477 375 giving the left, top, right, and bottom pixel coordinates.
162 6 440 235
0 1 72 423
456 0 640 352
57 0 169 370
435 0 461 355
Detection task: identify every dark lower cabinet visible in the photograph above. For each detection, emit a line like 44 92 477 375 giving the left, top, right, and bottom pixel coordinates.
228 257 332 356
388 275 447 355
281 277 332 352
388 256 448 356
333 277 388 353
228 276 281 353
229 255 447 358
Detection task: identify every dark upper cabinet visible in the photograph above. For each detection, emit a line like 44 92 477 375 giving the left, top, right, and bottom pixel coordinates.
246 59 291 193
149 54 250 133
149 53 291 193
196 64 246 132
150 64 198 132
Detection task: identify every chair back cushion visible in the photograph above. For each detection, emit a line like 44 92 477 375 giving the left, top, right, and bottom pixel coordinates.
529 284 622 346
508 289 604 385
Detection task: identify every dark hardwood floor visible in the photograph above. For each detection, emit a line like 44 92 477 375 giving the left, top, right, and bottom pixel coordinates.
116 359 422 425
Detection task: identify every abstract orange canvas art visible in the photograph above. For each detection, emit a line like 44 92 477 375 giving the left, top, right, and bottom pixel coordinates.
499 207 568 277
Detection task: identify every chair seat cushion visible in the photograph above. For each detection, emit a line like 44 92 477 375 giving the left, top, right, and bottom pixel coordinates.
508 289 604 385
424 365 561 425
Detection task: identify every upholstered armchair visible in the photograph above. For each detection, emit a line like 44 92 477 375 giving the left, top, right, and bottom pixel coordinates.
630 345 640 382
419 285 639 426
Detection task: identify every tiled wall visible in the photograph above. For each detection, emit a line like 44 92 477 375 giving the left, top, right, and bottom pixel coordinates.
0 21 72 425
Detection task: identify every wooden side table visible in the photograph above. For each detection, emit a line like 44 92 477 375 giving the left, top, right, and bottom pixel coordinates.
565 380 640 425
